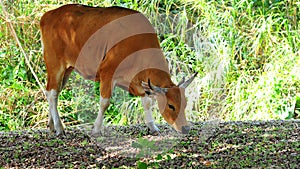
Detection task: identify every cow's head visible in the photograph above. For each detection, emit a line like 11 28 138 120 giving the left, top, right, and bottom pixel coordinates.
142 73 197 134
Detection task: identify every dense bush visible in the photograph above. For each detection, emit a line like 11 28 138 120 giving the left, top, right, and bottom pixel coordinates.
0 0 299 131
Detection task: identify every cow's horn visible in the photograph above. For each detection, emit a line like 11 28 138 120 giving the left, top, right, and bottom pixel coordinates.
142 79 168 94
177 76 186 86
178 72 198 88
148 79 168 93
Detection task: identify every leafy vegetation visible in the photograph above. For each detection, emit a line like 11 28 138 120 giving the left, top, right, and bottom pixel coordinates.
0 0 300 131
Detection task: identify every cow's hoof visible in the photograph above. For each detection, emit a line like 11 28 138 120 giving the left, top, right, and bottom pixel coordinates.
55 129 66 136
146 122 160 136
150 130 160 136
91 132 102 137
91 128 102 137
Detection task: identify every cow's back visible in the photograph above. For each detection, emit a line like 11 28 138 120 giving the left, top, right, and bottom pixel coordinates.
40 4 139 56
40 4 152 79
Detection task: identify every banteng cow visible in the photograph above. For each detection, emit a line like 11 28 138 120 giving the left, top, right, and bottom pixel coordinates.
40 4 197 136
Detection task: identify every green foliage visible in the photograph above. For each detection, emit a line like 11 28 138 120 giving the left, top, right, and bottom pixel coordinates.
132 137 158 158
137 161 148 169
1 0 300 131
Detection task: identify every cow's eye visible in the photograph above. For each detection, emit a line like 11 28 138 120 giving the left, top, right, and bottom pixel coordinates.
168 104 175 111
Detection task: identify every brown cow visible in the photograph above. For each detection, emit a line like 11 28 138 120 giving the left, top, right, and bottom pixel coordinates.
40 4 197 136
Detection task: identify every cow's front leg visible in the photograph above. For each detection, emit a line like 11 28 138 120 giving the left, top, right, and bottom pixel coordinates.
141 96 160 135
91 96 110 136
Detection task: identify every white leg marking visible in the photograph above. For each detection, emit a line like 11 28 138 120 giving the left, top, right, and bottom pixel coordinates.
46 89 64 135
141 96 159 133
92 96 110 135
142 96 154 123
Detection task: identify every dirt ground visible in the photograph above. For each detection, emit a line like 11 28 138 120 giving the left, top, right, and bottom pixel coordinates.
0 120 299 168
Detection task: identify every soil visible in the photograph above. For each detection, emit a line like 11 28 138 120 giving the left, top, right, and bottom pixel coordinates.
0 120 299 168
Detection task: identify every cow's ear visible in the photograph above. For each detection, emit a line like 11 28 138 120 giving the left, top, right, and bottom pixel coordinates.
141 79 168 95
178 72 198 88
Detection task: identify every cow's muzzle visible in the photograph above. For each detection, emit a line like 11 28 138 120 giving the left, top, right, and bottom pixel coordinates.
181 126 190 134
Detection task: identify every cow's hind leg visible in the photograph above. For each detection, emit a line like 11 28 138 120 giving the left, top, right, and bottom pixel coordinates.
141 96 160 135
45 65 67 136
61 67 73 90
91 78 112 136
91 96 110 136
46 89 63 135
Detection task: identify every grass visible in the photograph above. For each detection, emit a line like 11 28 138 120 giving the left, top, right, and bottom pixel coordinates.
0 0 300 131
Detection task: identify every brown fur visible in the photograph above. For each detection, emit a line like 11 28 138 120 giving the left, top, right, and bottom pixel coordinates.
40 4 191 133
